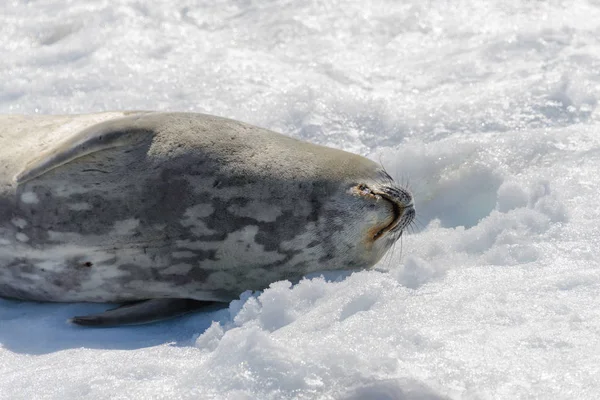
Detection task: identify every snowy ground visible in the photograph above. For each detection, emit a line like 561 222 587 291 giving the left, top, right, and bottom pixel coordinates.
1 0 600 399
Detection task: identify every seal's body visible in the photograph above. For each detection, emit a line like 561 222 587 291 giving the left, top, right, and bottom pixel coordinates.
0 112 414 325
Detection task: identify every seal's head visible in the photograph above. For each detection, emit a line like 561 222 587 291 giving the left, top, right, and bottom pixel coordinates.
320 168 415 270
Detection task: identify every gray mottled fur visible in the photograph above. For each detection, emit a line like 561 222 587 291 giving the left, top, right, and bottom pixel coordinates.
0 112 414 310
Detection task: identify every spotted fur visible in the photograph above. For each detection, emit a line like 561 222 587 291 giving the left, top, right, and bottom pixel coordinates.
0 112 414 308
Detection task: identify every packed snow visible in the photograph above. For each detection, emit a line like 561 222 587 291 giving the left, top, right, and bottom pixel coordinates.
1 0 600 399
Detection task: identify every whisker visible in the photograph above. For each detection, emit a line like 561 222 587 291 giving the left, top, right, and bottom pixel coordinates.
377 160 394 186
385 238 395 270
412 221 419 234
413 215 425 231
399 233 404 261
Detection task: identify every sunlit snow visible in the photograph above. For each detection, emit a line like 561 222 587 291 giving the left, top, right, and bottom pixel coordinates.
1 1 600 399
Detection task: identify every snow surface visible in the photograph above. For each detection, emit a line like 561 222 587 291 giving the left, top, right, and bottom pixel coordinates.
1 0 600 399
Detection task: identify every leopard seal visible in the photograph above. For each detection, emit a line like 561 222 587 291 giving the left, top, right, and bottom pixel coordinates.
0 112 415 326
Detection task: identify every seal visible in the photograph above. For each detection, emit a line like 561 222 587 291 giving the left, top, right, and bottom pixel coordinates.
0 112 415 326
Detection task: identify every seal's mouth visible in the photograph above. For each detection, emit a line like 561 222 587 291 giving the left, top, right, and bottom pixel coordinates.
355 184 415 241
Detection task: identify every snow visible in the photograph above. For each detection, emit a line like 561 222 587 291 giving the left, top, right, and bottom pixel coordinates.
1 0 600 398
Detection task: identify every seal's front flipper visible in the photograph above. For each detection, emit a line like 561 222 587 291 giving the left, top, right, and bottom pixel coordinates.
69 299 214 327
15 114 154 184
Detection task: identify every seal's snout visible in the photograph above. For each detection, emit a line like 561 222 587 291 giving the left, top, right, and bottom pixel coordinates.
373 184 415 240
354 181 415 241
397 203 415 233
